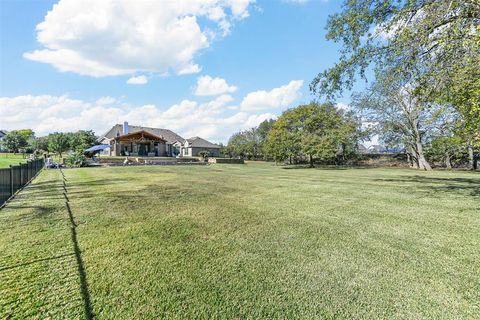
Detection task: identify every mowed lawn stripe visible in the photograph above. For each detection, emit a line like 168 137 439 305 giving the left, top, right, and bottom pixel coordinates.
1 163 479 319
0 170 85 319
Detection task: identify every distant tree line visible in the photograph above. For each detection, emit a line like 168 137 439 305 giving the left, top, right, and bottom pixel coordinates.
226 102 365 167
225 119 275 160
226 1 480 170
1 130 97 158
308 0 479 170
226 95 478 169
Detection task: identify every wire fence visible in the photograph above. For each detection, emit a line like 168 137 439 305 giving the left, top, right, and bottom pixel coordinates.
0 158 45 208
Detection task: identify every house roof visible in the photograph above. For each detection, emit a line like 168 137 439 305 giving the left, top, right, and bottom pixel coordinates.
368 145 386 152
100 124 184 144
0 130 8 137
357 144 368 153
185 136 221 149
114 130 167 142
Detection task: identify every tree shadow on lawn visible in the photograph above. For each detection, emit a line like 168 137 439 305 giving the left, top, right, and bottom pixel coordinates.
64 174 218 203
0 252 75 272
1 173 94 319
65 199 94 320
281 165 378 170
374 175 480 199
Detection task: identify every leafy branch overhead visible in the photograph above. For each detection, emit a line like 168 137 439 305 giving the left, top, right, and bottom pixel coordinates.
311 0 479 170
311 0 479 104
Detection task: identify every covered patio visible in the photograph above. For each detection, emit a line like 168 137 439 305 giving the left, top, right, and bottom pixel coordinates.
111 130 167 157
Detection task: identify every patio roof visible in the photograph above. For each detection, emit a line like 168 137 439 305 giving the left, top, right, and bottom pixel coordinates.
114 130 166 143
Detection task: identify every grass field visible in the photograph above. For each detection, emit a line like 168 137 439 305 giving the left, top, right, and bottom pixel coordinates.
0 153 28 168
1 163 479 319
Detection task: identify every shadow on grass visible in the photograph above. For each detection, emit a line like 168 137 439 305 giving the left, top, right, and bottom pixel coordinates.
0 252 75 272
375 175 480 198
281 165 374 170
0 171 94 319
64 178 94 320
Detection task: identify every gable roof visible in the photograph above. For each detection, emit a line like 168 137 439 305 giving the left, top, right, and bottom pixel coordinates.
114 130 167 142
100 124 184 144
0 130 8 138
368 145 386 152
185 136 221 149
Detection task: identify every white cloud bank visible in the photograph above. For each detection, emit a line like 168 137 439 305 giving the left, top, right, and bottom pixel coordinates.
126 75 148 85
0 78 306 143
240 80 303 111
24 0 254 77
194 75 238 96
0 93 273 143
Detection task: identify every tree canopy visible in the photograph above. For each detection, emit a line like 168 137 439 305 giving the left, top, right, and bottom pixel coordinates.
266 102 360 167
2 131 29 153
312 0 479 169
226 119 275 159
47 132 71 158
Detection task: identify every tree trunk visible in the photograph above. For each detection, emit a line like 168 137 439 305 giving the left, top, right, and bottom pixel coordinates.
415 140 431 171
407 145 419 169
309 155 314 168
467 144 474 170
445 152 452 169
474 151 478 170
412 121 431 171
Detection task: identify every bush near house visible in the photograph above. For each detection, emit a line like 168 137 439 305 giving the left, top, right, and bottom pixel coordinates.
65 152 88 168
198 150 210 161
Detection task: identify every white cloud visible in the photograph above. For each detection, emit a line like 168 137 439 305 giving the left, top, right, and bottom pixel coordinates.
177 64 202 75
335 102 350 111
194 75 238 96
96 96 116 105
240 80 303 111
126 75 148 85
0 93 273 143
24 0 254 77
0 95 123 135
244 113 277 128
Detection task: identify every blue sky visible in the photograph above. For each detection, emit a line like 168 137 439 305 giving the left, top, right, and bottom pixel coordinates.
0 0 361 142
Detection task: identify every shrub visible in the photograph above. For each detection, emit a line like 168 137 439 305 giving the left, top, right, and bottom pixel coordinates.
198 151 210 160
65 152 87 168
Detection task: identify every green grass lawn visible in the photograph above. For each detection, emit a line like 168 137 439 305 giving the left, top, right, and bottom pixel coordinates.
0 153 29 168
1 163 479 319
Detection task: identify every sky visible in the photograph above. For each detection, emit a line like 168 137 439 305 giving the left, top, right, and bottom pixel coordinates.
0 0 363 143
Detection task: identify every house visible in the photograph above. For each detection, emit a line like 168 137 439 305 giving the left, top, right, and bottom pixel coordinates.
0 130 7 141
357 144 368 154
368 145 387 154
173 136 221 157
0 130 7 151
98 122 220 157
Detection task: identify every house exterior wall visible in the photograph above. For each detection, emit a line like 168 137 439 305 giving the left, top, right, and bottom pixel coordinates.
158 143 167 156
183 147 191 157
109 140 167 156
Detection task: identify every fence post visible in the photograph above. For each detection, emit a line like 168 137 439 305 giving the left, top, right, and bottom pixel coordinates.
19 163 23 186
10 165 14 197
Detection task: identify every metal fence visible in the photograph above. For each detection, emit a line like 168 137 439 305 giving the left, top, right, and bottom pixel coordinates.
0 158 44 207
